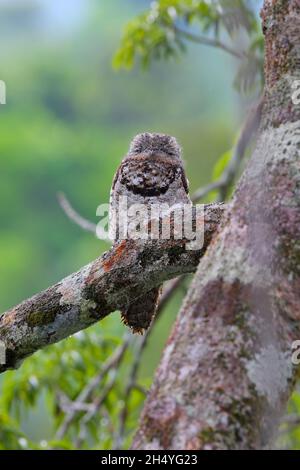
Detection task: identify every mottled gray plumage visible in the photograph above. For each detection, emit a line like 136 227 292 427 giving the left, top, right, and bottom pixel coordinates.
109 132 191 333
129 132 181 157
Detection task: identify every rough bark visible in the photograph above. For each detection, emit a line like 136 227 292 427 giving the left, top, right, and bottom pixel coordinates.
0 203 224 374
132 0 300 450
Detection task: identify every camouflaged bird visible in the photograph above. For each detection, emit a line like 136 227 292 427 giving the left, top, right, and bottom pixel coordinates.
109 132 191 333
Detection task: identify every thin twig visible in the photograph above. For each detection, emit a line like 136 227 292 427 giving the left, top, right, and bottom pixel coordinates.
280 414 300 428
192 95 263 203
75 370 119 448
55 335 130 440
57 191 97 234
174 26 246 60
191 180 223 203
132 384 147 396
277 414 300 442
217 95 263 201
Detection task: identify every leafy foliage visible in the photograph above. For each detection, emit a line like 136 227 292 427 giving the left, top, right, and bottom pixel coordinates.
0 319 146 449
114 0 263 92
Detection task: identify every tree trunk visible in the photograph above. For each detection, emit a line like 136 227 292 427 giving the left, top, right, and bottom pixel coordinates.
132 0 300 450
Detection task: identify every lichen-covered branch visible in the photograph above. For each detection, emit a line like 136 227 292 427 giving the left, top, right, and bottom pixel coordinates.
132 0 300 450
0 203 224 374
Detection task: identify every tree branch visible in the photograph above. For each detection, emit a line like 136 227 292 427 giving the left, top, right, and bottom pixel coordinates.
0 203 224 374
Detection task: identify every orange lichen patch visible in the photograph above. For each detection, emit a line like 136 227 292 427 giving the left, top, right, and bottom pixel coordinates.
186 437 202 450
102 240 128 272
1 309 17 327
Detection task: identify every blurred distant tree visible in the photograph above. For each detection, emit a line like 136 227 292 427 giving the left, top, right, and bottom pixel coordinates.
0 0 41 32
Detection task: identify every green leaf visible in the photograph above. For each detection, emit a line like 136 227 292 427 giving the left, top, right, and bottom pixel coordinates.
213 149 232 180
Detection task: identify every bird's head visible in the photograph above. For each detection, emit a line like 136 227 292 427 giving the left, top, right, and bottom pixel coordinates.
128 132 181 159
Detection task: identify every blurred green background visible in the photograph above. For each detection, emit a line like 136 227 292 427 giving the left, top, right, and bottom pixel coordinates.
2 0 297 450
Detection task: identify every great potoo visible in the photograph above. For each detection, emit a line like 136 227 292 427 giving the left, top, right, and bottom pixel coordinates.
109 132 191 333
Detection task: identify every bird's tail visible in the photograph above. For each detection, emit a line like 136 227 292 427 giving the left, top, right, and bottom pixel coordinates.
120 286 162 334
